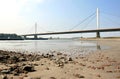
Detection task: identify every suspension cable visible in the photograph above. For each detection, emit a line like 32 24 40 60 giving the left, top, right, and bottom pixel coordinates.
81 14 96 30
101 13 120 26
69 12 96 30
101 10 120 18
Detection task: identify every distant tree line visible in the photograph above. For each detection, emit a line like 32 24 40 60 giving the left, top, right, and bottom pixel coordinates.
0 33 23 40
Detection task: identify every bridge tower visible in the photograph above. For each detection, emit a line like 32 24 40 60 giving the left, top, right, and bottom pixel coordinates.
34 22 38 39
96 8 100 38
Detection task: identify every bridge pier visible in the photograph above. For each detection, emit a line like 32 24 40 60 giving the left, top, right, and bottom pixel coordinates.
96 32 100 38
34 35 38 39
24 36 27 39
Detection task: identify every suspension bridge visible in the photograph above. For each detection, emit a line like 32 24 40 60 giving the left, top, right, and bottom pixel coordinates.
21 8 120 39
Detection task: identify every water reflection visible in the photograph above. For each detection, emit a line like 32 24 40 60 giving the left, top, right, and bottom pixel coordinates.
96 42 101 50
0 40 107 55
34 41 38 53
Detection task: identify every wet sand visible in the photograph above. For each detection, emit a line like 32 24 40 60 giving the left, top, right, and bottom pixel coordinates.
0 38 120 79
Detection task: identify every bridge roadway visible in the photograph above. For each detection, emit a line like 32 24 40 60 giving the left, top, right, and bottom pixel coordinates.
21 28 120 38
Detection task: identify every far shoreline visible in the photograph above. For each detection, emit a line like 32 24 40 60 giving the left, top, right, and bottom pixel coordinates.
79 37 120 41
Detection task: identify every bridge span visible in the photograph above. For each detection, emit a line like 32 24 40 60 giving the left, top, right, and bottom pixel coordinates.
21 28 120 39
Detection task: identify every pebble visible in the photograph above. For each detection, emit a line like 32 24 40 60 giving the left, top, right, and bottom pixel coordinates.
68 57 73 61
1 75 8 79
1 69 10 74
74 74 85 78
22 65 34 72
96 74 101 77
106 70 113 73
50 77 56 79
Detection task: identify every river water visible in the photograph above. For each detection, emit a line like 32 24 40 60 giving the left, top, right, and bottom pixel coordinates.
0 39 105 57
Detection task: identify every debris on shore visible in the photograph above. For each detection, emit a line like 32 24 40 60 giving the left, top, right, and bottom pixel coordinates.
0 50 74 78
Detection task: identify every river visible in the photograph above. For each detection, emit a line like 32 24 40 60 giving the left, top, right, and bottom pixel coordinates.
0 39 105 57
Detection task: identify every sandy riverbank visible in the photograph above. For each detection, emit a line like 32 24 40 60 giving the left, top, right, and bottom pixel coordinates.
0 38 120 79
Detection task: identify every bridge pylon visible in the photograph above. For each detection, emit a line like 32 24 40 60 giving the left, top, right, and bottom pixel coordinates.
34 22 38 39
96 8 100 38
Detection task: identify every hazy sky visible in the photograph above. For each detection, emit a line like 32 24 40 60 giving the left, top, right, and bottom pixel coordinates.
0 0 120 37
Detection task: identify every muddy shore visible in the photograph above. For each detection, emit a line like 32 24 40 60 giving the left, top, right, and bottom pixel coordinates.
0 39 120 79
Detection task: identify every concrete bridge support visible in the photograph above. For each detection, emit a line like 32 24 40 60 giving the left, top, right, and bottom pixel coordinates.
96 32 100 38
34 35 38 39
24 36 27 39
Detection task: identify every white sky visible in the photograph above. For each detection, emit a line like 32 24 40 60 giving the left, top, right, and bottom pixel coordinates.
0 0 44 34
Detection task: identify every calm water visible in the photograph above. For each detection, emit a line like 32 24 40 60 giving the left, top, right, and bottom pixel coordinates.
0 39 105 56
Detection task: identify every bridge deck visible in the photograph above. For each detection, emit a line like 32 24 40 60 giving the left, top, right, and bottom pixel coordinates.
22 28 120 36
